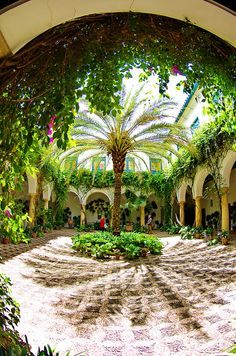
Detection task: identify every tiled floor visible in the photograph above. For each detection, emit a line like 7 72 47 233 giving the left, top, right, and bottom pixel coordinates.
0 230 235 355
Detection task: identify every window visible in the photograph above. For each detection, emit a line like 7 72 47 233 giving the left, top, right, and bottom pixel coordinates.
150 159 162 174
125 157 135 172
191 117 200 134
92 157 106 171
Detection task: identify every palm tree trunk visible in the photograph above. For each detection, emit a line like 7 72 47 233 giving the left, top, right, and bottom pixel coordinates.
112 152 126 235
112 171 122 234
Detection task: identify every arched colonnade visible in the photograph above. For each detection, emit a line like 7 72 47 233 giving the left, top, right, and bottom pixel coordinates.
176 150 236 231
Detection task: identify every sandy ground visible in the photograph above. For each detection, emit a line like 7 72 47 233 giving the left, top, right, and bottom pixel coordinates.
0 230 236 356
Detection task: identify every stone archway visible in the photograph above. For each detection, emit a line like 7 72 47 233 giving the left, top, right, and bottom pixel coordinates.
228 161 236 231
0 0 235 58
64 190 81 226
85 191 111 224
185 186 195 226
202 174 220 228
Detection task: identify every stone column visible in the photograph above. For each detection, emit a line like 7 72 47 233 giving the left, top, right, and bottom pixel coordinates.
221 187 229 231
43 199 49 210
195 196 202 227
80 205 86 226
179 201 185 226
140 206 145 226
29 193 37 225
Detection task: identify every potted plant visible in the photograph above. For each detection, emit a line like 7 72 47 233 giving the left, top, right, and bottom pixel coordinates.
220 230 230 245
194 226 203 239
202 227 213 241
125 221 133 232
1 234 10 244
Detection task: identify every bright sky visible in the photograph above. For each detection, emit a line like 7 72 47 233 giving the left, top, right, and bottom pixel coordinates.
123 68 188 120
79 68 188 120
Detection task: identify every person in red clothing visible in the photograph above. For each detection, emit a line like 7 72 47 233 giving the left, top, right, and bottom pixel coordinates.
100 216 105 231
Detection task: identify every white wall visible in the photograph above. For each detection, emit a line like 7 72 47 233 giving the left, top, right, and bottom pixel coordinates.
202 179 220 215
85 192 110 224
64 192 81 218
229 168 236 204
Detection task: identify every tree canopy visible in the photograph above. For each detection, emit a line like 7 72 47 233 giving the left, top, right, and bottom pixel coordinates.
64 82 189 231
0 12 235 193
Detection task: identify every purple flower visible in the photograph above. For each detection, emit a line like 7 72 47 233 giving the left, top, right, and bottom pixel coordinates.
47 128 53 136
172 65 183 76
4 209 12 218
49 137 54 144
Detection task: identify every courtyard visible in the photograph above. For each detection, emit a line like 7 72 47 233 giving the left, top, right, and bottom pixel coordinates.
1 229 235 355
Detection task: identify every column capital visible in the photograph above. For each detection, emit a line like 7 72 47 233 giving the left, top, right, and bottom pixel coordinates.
29 192 37 197
221 187 229 195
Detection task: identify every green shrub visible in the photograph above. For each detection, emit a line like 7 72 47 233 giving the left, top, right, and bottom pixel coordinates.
179 226 194 240
159 224 181 234
207 238 220 246
72 231 163 260
166 224 181 234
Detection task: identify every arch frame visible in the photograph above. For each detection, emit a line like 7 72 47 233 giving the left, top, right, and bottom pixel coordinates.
0 0 235 56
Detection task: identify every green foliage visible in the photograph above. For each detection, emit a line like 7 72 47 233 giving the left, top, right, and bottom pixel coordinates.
170 117 236 187
0 274 20 333
164 224 181 234
72 231 163 260
0 13 235 140
179 226 195 240
71 169 172 199
207 238 220 246
0 273 24 354
0 204 30 244
226 344 236 354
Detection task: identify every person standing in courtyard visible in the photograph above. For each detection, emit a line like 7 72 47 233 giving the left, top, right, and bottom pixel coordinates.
147 214 153 234
100 215 105 231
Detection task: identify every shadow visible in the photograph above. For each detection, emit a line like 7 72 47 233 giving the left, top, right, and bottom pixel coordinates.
19 235 236 339
0 229 76 263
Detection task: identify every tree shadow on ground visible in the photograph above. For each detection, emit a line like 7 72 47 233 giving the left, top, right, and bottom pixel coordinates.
20 237 236 340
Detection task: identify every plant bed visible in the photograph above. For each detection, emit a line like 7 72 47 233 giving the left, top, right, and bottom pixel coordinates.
72 231 163 260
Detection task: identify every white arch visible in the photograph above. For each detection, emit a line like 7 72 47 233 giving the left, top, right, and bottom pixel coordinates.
42 182 52 201
176 182 188 203
26 173 37 194
0 0 235 56
82 187 114 205
192 167 211 198
68 186 81 199
221 150 236 187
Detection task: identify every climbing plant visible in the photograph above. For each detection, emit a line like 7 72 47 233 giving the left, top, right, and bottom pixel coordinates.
0 13 235 159
170 117 236 187
0 12 235 228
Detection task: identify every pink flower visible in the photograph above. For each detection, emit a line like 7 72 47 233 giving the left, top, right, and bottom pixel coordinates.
48 122 54 129
49 137 54 144
47 128 53 136
171 65 183 76
4 209 12 218
50 115 56 122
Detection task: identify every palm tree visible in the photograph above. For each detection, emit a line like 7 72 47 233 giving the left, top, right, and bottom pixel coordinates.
63 84 189 233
